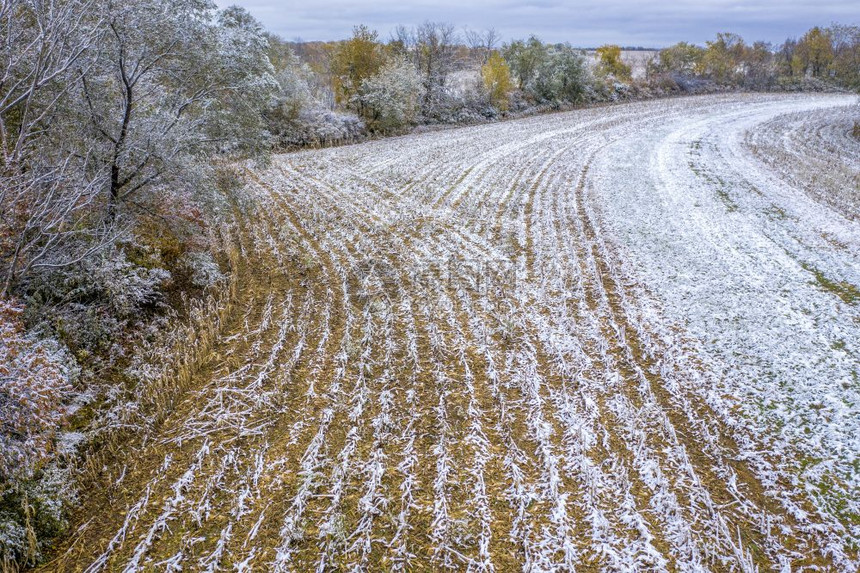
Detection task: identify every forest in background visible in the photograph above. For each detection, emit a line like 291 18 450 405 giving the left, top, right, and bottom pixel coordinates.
0 0 858 568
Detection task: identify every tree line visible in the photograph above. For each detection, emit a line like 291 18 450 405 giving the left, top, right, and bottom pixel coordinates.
265 21 859 144
652 26 860 90
0 0 857 567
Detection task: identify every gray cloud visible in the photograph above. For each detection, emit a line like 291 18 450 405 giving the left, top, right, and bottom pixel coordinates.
215 1 859 47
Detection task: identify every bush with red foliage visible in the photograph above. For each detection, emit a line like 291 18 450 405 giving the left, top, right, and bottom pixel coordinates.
0 298 71 485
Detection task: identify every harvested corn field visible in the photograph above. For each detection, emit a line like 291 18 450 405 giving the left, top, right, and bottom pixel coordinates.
44 93 860 572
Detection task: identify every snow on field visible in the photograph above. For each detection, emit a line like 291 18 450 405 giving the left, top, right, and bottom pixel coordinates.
45 93 860 572
746 105 860 220
592 93 860 552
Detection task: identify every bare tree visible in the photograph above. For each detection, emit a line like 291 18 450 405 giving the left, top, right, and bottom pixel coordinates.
414 21 459 112
465 27 500 66
389 24 416 60
828 23 860 88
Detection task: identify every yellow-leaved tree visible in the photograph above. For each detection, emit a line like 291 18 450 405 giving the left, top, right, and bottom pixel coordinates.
330 25 384 107
482 51 514 111
703 32 746 83
596 45 632 81
794 27 834 77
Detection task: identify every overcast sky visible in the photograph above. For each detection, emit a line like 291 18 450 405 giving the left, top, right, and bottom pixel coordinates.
214 1 858 47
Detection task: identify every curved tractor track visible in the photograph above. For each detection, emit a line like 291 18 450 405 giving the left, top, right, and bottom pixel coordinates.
44 94 860 572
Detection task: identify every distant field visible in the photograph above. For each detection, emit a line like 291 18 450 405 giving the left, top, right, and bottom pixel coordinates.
44 94 860 572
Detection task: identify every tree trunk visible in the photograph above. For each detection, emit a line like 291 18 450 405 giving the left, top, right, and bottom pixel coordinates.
107 76 133 222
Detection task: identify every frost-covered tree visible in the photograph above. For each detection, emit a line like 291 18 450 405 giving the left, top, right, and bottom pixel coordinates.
502 39 589 104
534 44 589 103
774 38 799 78
654 42 705 76
0 0 107 294
0 0 98 167
208 6 279 152
503 36 549 90
743 41 775 88
387 22 459 119
0 0 277 296
266 43 366 148
270 50 315 123
358 56 423 132
71 0 275 222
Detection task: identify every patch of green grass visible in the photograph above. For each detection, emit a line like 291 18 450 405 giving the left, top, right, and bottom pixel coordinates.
800 262 860 305
687 156 739 213
815 476 860 529
715 187 739 212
